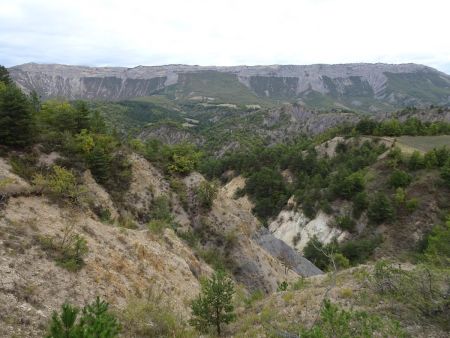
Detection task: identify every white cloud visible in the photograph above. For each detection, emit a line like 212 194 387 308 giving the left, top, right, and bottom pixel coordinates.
0 0 449 73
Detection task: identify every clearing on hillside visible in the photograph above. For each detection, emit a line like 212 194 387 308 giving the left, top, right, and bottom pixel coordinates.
396 135 450 153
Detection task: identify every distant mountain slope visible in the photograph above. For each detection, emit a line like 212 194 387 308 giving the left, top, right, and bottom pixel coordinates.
9 62 450 112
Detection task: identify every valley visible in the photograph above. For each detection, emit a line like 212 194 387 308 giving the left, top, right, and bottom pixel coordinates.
0 63 449 337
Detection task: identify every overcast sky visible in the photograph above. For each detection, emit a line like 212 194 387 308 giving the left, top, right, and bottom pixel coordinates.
1 0 449 73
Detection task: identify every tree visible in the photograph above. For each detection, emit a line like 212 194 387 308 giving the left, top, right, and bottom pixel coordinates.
189 270 236 335
367 193 395 224
46 297 120 338
0 83 33 147
0 65 11 85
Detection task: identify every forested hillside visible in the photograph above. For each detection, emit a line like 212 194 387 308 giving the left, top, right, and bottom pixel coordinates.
1 64 449 337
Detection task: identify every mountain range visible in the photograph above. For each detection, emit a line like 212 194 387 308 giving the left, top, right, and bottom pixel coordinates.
9 62 450 112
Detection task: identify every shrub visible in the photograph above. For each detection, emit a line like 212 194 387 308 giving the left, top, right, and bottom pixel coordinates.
190 270 236 335
148 219 170 235
243 289 265 308
150 195 173 222
303 236 331 271
33 165 86 205
334 214 356 232
423 220 450 267
300 299 406 337
46 297 120 338
332 253 350 270
388 169 412 188
352 191 369 218
196 180 218 210
339 237 381 265
277 281 289 292
38 224 88 272
408 151 424 170
441 159 450 187
120 294 194 338
367 193 395 224
372 261 449 328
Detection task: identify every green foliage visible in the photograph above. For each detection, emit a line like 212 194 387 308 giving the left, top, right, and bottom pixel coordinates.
422 219 450 267
148 219 171 235
0 65 12 85
169 177 189 209
300 299 406 337
246 167 289 221
304 235 381 269
372 261 449 329
189 270 236 335
331 171 365 199
38 224 88 272
0 82 34 147
277 281 289 292
33 165 86 205
139 139 202 176
352 191 369 218
46 297 120 338
388 169 412 188
441 158 450 187
120 295 195 338
166 143 202 175
150 195 172 222
367 193 395 224
408 150 424 170
332 253 350 270
339 237 381 265
334 214 356 232
9 152 39 181
196 180 218 210
243 289 265 308
303 237 332 271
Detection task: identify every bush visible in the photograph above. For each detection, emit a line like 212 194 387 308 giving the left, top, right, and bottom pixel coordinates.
46 297 120 338
148 219 171 235
352 191 369 218
339 237 381 265
303 236 331 271
372 261 449 328
334 214 356 232
388 169 412 188
441 159 450 187
367 193 395 224
150 195 173 222
300 299 406 337
33 165 86 205
423 219 450 267
120 294 194 338
38 224 88 272
408 151 424 171
196 180 218 210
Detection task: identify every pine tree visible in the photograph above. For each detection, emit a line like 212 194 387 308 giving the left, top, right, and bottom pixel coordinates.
189 270 236 335
0 84 33 147
88 146 111 184
46 298 120 338
0 65 11 85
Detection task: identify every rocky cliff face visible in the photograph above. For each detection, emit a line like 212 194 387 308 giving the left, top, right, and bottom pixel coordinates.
9 63 450 111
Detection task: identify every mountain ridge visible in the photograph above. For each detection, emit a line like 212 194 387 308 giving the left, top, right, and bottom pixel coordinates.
9 62 450 112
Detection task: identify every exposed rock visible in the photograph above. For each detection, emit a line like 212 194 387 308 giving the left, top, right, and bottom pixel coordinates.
269 209 349 252
9 63 450 112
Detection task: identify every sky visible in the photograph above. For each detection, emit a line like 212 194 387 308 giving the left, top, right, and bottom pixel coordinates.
1 0 449 73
